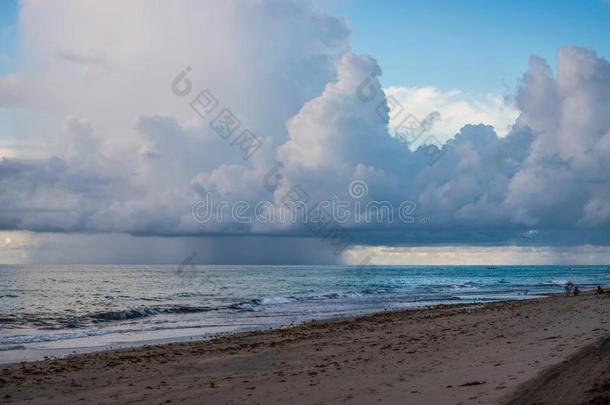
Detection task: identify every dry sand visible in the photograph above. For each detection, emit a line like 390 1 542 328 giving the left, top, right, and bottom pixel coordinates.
1 293 610 405
506 333 610 405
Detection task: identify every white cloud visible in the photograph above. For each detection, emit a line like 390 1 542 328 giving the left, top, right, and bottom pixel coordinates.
384 86 519 141
0 73 22 107
0 1 609 263
505 46 610 227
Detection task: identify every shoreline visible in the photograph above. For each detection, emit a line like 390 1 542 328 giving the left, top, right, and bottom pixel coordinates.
0 296 542 365
1 301 496 365
1 293 609 404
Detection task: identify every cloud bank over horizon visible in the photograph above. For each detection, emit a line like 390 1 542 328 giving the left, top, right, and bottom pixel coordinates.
0 0 609 264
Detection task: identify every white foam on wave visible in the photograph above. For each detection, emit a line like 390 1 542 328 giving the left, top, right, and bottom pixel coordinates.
261 296 293 305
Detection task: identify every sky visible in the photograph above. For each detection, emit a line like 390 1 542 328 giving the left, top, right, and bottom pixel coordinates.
0 0 609 265
0 0 18 75
324 0 610 92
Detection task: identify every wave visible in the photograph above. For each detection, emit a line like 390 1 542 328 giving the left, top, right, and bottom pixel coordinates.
2 296 306 327
228 300 259 311
87 305 216 323
227 296 293 311
0 280 577 331
261 296 293 305
448 283 480 292
307 291 362 300
0 305 217 329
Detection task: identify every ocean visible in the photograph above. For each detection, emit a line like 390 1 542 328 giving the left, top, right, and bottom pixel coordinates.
1 264 609 363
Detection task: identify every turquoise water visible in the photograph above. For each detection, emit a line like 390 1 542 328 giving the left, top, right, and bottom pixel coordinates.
1 265 609 362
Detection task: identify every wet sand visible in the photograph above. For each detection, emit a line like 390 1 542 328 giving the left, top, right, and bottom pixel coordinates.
1 293 609 404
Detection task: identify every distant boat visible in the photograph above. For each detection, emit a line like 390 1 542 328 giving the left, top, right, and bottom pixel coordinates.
487 266 498 269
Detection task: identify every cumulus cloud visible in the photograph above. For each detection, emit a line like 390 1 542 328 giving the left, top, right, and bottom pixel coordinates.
384 86 519 141
274 53 416 211
0 0 609 263
505 47 610 228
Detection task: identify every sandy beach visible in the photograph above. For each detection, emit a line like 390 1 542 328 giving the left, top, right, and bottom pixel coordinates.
1 293 609 405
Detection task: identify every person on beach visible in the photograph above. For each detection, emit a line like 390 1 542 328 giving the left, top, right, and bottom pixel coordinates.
597 285 604 294
573 286 580 296
564 282 574 296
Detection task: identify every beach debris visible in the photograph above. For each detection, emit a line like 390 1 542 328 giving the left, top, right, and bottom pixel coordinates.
459 380 486 387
